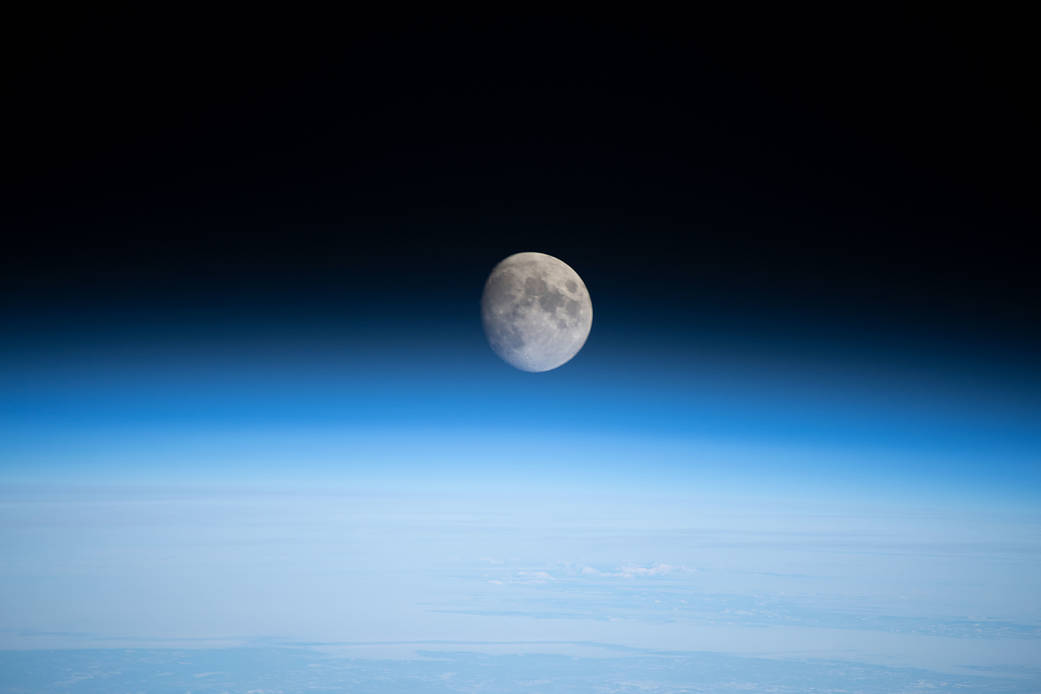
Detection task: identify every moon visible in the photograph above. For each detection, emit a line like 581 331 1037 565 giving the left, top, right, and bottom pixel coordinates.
481 252 593 372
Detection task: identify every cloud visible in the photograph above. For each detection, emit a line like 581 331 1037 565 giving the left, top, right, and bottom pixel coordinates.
613 562 678 578
500 562 695 585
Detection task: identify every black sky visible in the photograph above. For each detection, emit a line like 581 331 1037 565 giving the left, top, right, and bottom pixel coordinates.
4 13 1038 366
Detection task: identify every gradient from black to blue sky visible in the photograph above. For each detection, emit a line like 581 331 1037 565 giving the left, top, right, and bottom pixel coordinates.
3 15 1039 498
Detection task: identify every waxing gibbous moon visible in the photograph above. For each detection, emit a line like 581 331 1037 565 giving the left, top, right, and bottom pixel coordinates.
481 252 593 372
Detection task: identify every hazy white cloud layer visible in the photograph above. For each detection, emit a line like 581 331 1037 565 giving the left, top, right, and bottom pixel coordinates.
1 484 1040 691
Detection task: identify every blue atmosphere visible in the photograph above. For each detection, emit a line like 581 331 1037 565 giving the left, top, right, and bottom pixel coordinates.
3 308 1040 497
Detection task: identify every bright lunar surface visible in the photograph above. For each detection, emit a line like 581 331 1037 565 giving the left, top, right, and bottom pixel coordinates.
481 252 593 372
